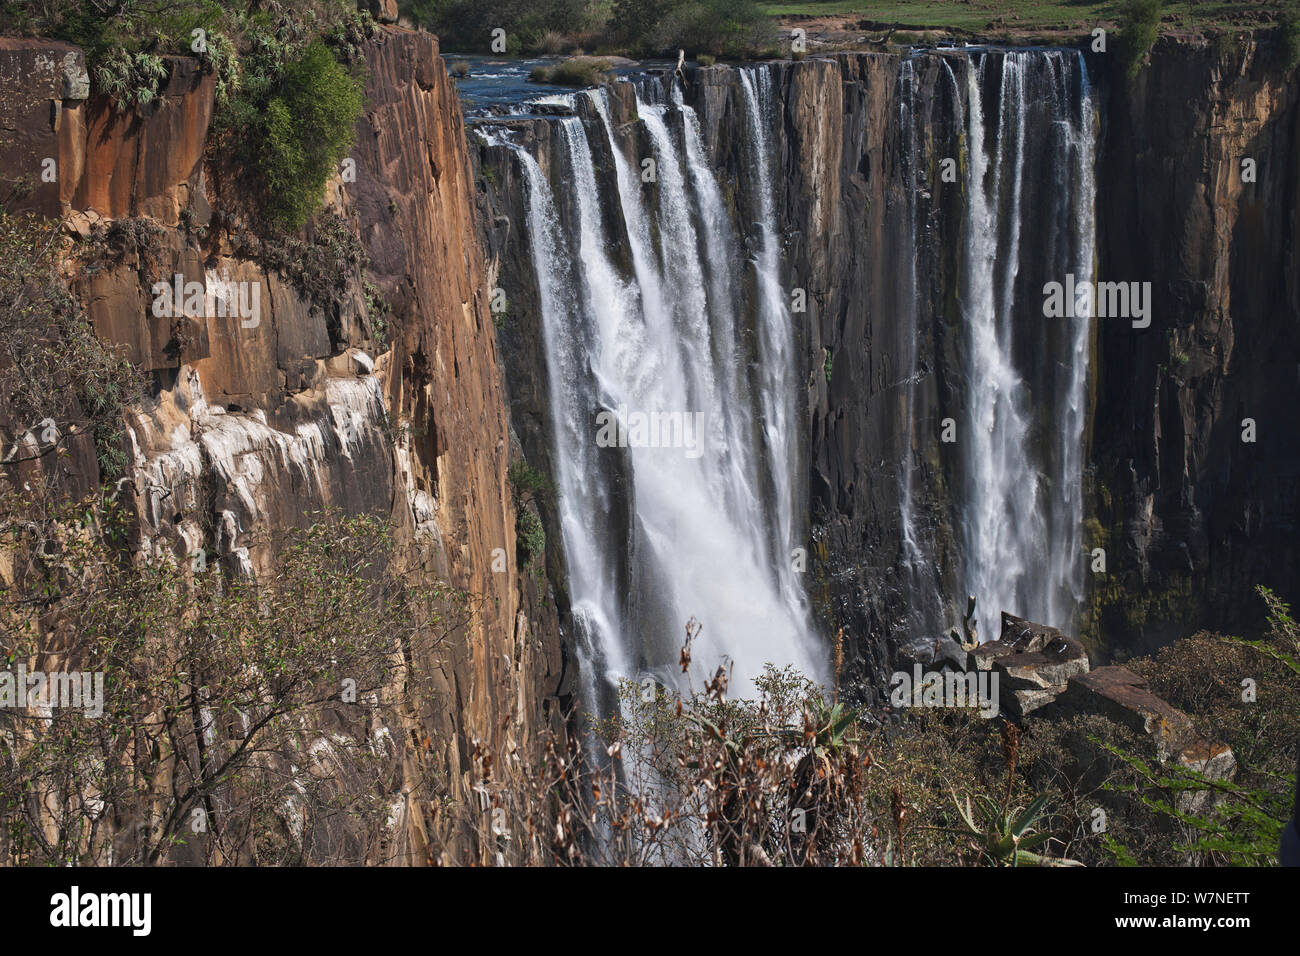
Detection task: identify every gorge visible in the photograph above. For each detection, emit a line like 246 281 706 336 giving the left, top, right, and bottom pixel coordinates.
1 14 1297 866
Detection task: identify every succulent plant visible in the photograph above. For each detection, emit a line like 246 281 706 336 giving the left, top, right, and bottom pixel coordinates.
949 791 1081 867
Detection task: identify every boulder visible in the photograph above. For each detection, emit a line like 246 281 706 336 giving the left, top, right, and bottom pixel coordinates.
999 613 1065 652
898 633 968 673
967 614 1091 716
1054 666 1194 760
1053 666 1223 769
1173 739 1238 813
969 640 1017 672
1050 666 1237 809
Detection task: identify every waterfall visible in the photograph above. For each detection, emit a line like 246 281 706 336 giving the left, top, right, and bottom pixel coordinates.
954 50 1097 642
504 136 631 713
737 68 810 619
493 77 823 702
483 46 1096 712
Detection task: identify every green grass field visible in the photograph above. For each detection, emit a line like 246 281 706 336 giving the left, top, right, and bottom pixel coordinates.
757 1 1277 36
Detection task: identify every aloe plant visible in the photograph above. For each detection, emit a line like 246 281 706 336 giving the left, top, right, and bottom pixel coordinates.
805 697 858 757
949 791 1081 866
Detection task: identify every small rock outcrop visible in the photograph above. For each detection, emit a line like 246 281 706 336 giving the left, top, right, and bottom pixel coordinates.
969 614 1091 717
1054 665 1236 775
978 615 1238 798
903 607 1236 797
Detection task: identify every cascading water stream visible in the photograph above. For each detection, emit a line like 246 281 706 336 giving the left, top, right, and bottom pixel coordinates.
502 136 632 713
491 78 822 706
738 67 806 602
893 55 945 643
953 49 1097 642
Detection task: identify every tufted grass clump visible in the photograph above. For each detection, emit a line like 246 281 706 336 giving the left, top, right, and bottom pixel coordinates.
529 56 613 87
93 48 169 112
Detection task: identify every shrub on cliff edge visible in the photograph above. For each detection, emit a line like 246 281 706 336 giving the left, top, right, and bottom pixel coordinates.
1118 0 1162 80
529 57 613 87
0 211 142 486
1282 6 1300 74
93 47 169 111
255 41 363 229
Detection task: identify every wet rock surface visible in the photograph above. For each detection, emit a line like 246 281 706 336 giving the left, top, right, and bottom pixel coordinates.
1091 37 1300 654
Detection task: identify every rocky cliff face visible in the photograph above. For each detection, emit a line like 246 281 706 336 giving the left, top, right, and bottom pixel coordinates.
5 26 1291 854
478 38 1300 691
1092 35 1300 655
0 27 566 863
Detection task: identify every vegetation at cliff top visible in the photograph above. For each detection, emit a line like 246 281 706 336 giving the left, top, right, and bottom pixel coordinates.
403 0 777 58
0 2 370 230
252 40 364 227
1118 0 1163 78
758 0 1282 35
399 0 1295 58
434 585 1298 865
1284 4 1300 71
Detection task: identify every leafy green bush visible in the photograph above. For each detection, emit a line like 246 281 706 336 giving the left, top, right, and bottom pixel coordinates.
1118 0 1162 80
610 0 772 57
324 9 379 64
508 460 552 503
516 506 546 565
2 5 369 229
508 460 551 567
198 30 241 108
255 41 364 229
94 48 169 112
651 0 772 58
402 0 591 54
402 0 770 57
1282 6 1300 74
